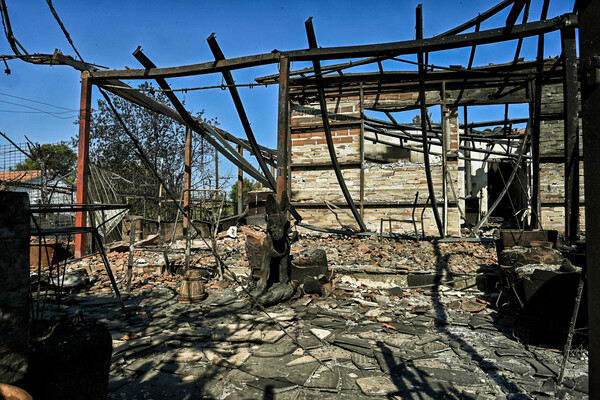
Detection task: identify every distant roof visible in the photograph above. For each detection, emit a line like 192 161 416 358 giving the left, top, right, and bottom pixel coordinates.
0 170 42 183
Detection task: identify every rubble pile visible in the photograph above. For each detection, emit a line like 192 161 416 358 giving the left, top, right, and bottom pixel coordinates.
28 233 588 399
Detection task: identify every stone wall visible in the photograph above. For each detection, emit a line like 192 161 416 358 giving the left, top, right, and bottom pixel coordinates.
537 83 584 234
289 81 584 237
290 96 461 236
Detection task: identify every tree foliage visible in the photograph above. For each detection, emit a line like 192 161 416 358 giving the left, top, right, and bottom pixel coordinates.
89 83 221 217
411 112 432 126
229 178 261 213
15 143 77 176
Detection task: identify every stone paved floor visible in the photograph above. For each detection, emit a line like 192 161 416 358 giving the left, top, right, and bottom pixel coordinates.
33 235 588 399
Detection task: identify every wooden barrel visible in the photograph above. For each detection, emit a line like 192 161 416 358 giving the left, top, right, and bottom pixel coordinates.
178 270 206 303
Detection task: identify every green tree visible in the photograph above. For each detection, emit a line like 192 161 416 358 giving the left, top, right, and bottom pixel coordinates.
89 83 220 218
411 112 432 126
15 143 77 176
229 178 261 213
12 142 77 205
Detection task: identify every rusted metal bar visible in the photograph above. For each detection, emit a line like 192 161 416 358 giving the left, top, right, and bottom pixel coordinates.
464 107 472 200
130 48 270 188
504 0 527 33
237 145 243 214
305 17 367 232
530 0 550 229
75 76 91 258
184 128 192 271
360 85 365 218
215 147 219 190
442 81 448 236
206 34 276 192
206 35 301 221
579 0 600 395
512 0 531 63
100 79 273 178
276 57 290 204
86 15 574 81
92 229 125 314
561 27 579 244
183 127 192 237
467 23 480 69
101 79 276 158
439 0 516 36
416 4 444 238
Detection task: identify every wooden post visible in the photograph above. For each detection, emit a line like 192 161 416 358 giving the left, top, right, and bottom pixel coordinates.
276 56 290 204
561 27 580 244
579 0 600 395
183 127 192 234
359 85 365 218
75 76 91 258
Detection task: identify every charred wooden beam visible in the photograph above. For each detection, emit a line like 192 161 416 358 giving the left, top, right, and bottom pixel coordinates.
561 26 580 245
417 4 444 237
276 57 290 205
530 0 550 229
85 15 576 81
130 48 271 187
439 0 516 36
578 0 600 394
206 35 278 192
305 17 367 232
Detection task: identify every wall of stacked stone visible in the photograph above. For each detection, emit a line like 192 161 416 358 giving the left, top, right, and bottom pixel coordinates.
292 162 446 204
290 93 462 235
290 128 361 164
540 206 586 233
294 205 460 236
540 119 583 157
539 162 585 204
289 81 585 236
537 82 585 234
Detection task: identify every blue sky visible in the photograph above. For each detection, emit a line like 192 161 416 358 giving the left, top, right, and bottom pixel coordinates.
0 0 574 179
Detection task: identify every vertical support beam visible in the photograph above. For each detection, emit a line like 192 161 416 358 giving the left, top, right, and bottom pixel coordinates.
237 145 243 214
276 56 290 205
531 84 541 230
561 27 579 244
75 76 91 258
215 147 219 190
441 82 448 236
183 127 192 235
416 4 444 237
579 0 600 396
464 107 472 198
530 0 550 230
359 85 365 218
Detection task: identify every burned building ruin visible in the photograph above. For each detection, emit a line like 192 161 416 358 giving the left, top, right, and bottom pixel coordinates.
0 0 599 398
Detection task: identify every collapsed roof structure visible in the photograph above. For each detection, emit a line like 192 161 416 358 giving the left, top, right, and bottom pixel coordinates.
1 0 599 396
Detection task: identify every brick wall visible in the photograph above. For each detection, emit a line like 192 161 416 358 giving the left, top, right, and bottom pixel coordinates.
289 82 584 237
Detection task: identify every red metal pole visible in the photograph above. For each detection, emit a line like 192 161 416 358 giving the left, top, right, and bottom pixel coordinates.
74 76 91 258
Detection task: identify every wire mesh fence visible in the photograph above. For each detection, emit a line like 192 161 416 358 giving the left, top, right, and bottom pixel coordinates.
0 142 29 171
